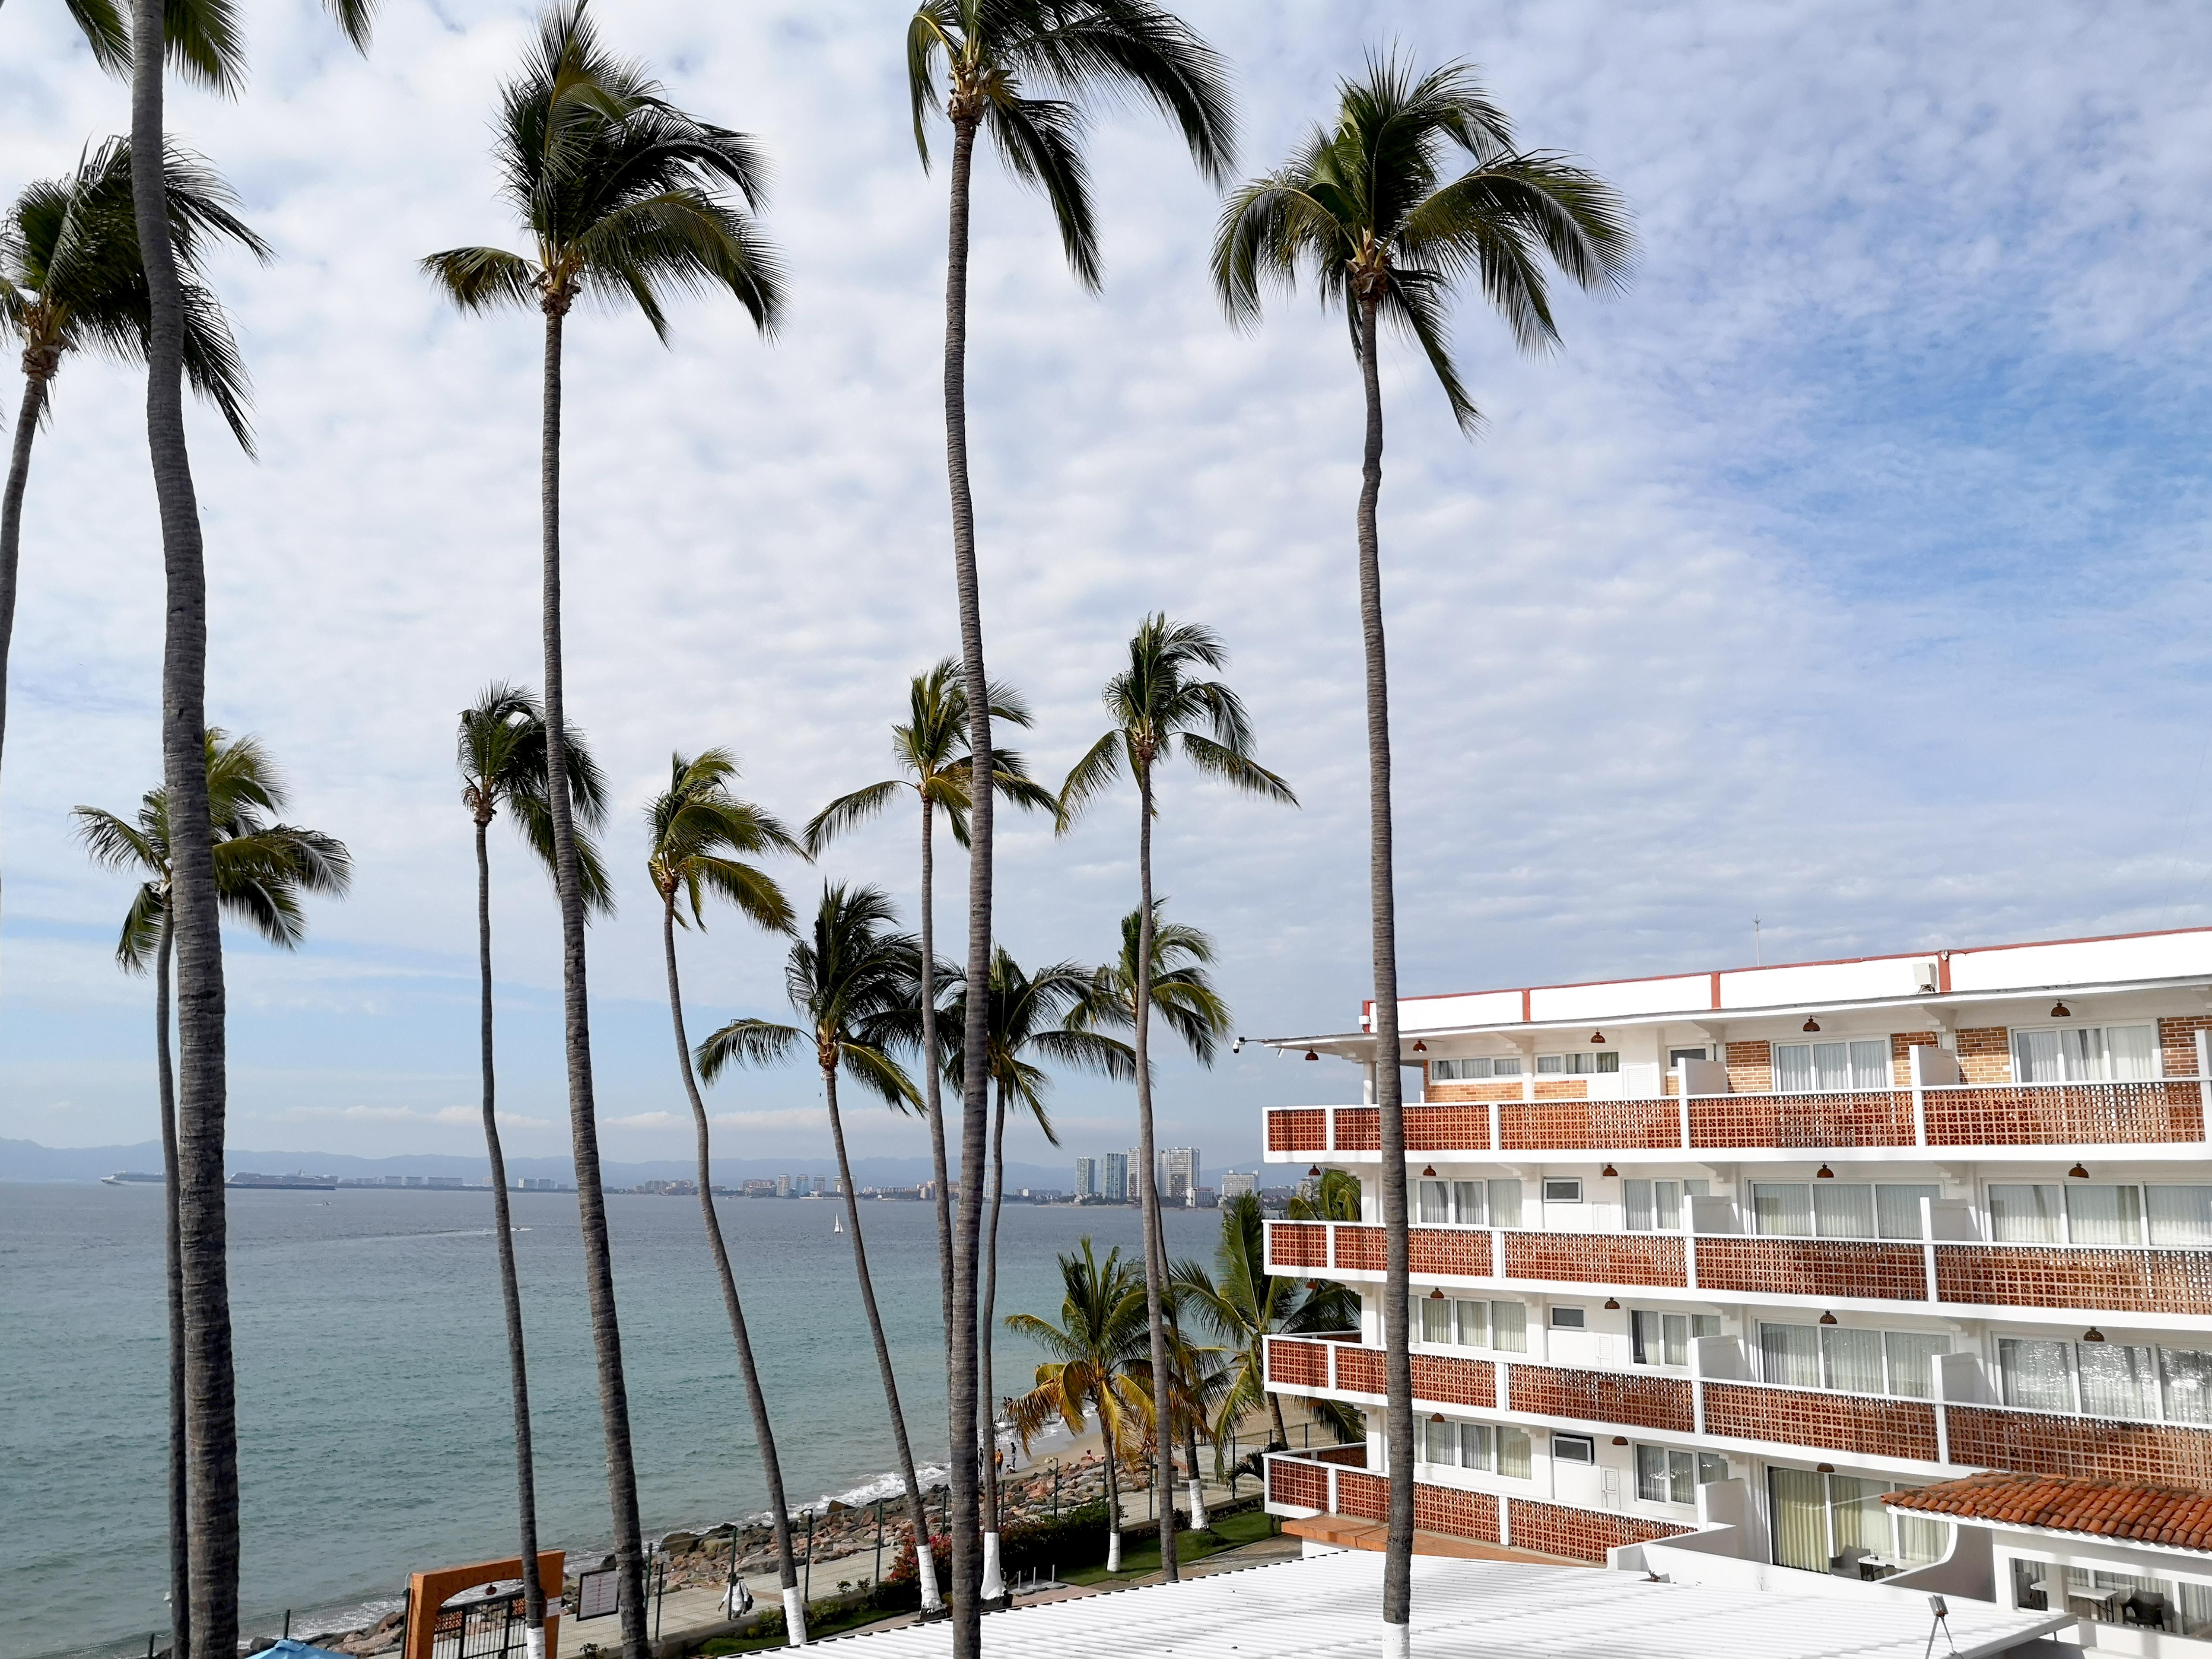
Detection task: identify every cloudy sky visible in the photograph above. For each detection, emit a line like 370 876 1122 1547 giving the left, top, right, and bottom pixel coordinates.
3 0 2208 1176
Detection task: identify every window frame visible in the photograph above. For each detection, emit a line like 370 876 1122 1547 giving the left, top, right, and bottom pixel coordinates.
1551 1432 1597 1466
1993 1332 2210 1424
1985 1180 2212 1248
1543 1177 1584 1204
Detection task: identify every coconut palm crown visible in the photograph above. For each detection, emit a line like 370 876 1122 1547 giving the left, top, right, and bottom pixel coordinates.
457 682 614 912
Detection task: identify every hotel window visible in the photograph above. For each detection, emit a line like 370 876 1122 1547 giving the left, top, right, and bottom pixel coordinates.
1536 1051 1620 1074
1758 1322 1949 1397
1487 1178 1524 1230
2011 1023 2158 1084
1751 1182 1939 1240
1996 1336 2212 1423
1552 1433 1596 1465
1411 1296 1527 1354
1420 1420 1522 1477
1635 1446 1729 1506
1550 1305 1587 1330
1987 1183 2212 1246
1416 1179 1497 1225
1543 1178 1583 1203
1624 1178 1712 1231
1431 1056 1522 1080
1630 1309 1722 1368
1769 1470 1947 1576
1770 1039 1890 1092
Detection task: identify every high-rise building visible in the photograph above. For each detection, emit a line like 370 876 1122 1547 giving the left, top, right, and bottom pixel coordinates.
1126 1149 1145 1204
775 1173 792 1198
1102 1151 1129 1204
1159 1147 1202 1206
1220 1170 1257 1201
1253 925 2212 1621
1075 1157 1100 1199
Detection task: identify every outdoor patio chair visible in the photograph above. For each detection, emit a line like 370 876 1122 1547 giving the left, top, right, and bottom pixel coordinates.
2122 1592 2171 1630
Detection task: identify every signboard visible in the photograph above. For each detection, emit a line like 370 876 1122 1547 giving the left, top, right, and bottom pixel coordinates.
575 1569 619 1622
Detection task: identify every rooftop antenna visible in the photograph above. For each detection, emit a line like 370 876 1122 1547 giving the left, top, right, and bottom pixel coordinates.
1922 1594 1956 1659
1753 916 1763 966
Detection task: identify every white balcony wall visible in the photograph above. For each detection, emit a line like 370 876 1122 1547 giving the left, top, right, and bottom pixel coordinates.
1722 956 1928 1009
1910 1044 1963 1085
1951 932 2212 994
1529 976 1713 1023
1399 990 1523 1032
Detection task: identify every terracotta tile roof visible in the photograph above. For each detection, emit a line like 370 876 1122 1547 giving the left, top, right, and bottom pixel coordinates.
1885 1471 2212 1553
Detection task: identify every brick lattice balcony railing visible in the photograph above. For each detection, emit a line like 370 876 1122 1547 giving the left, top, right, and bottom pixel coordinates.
1500 1097 1679 1151
1265 1335 1333 1390
1335 1106 1381 1151
1406 1103 1495 1150
1926 1081 2206 1145
1335 1224 1386 1273
1701 1382 1941 1462
1416 1482 1503 1543
1268 1219 1331 1269
1947 1406 2212 1487
1933 1245 2212 1317
1338 1467 1389 1522
1410 1228 1494 1278
1414 1351 1499 1409
1505 1363 1694 1432
1688 1090 1915 1148
1695 1236 1927 1301
1335 1344 1385 1396
1502 1230 1688 1287
1266 1456 1331 1511
1266 1107 1329 1153
1506 1499 1694 1561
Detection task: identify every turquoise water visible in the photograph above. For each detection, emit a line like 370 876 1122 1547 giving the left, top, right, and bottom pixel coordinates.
0 1183 1218 1659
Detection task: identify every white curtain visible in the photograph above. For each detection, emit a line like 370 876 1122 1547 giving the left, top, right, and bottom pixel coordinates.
1487 1179 1524 1229
1417 1180 1451 1224
1894 1511 1950 1565
1459 1423 1493 1470
2108 1024 2158 1081
1773 1044 1814 1092
1989 1184 2063 1243
1849 1039 1889 1087
2066 1184 2143 1246
1421 1418 1453 1464
1760 1322 1821 1387
1812 1042 1852 1090
2160 1348 2212 1423
1813 1184 1876 1239
1876 1184 1937 1239
1420 1297 1452 1344
1453 1300 1487 1348
2148 1186 2212 1247
2077 1342 2158 1421
1885 1332 1948 1399
1998 1337 2074 1411
1631 1309 1660 1365
1829 1476 1883 1554
1453 1181 1484 1224
1497 1427 1532 1479
2013 1029 2063 1084
1822 1326 1887 1394
1624 1180 1654 1231
1491 1301 1528 1352
1768 1468 1829 1571
1754 1182 1814 1236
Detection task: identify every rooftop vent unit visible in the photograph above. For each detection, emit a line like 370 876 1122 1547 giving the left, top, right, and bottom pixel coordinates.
1913 960 1940 995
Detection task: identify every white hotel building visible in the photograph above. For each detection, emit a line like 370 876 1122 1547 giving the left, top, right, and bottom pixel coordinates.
1259 928 2212 1650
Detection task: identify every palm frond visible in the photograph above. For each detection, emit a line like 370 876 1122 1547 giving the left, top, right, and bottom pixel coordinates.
982 92 1100 290
1053 728 1123 832
694 1017 804 1084
420 246 541 314
1176 732 1297 805
801 778 900 857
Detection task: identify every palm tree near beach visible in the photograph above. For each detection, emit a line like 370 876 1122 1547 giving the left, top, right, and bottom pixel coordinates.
936 947 1132 1593
643 749 817 1638
73 730 349 1659
801 660 1053 1383
903 6 1234 1627
1286 1167 1363 1224
425 10 783 1649
1212 56 1633 1646
1058 617 1292 1577
1004 1239 1153 1573
457 684 611 1659
696 884 941 1617
0 137 262 798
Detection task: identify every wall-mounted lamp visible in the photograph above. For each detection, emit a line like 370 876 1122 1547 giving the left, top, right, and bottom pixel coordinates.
1604 1297 1621 1310
1612 1436 1629 1447
1429 1288 1446 1301
1304 1049 1319 1062
1816 1164 1835 1179
1307 1166 1322 1179
1818 1311 1838 1325
1816 1462 1836 1475
2085 1328 2107 1343
1430 1412 1446 1424
1421 1166 1437 1178
1412 1040 1427 1053
1803 1017 1821 1033
1590 1030 1606 1045
1601 1163 1618 1178
2069 1163 2090 1180
2051 1002 2072 1019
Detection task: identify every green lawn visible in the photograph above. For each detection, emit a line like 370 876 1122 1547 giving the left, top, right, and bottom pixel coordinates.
699 1598 896 1654
1060 1507 1278 1586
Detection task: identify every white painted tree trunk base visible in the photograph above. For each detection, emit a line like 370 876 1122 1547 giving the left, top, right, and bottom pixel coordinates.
1107 1529 1122 1573
524 1628 545 1659
980 1531 1004 1599
1382 1619 1410 1659
916 1541 944 1612
1188 1478 1208 1532
783 1586 807 1646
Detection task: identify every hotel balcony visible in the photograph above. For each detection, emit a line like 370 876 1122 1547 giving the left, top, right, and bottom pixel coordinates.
1263 1217 2212 1321
1262 1332 2212 1490
1265 1077 2211 1163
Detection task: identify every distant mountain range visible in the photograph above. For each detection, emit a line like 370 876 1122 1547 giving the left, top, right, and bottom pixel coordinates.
0 1136 1262 1190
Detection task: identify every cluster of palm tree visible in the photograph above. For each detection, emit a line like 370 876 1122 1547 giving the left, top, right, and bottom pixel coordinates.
14 0 1631 1652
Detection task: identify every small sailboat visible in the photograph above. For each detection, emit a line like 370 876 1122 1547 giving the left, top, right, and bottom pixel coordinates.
833 1213 844 1234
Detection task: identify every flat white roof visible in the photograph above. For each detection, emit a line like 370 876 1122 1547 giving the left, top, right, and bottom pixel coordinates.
835 1552 2068 1659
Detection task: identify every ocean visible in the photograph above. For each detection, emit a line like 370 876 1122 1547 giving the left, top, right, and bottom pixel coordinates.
0 1182 1225 1659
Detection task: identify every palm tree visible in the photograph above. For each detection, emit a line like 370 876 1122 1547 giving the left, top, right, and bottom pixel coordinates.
1058 617 1292 1578
1173 1193 1360 1461
903 9 1233 1631
424 11 783 1649
0 137 262 793
120 6 372 1656
1003 1239 1152 1573
643 749 815 1639
1211 56 1633 1647
695 884 941 1618
1286 1166 1362 1223
73 730 349 1659
1157 1273 1232 1529
801 660 1053 1379
936 948 1131 1595
457 685 611 1659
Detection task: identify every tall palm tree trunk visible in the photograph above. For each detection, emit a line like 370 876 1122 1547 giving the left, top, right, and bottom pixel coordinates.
659 905 806 1640
1100 1416 1122 1573
1131 764 1177 1579
156 917 189 1659
821 1066 941 1615
976 1078 1008 1598
1355 292 1413 1644
919 801 954 1351
941 110 990 1653
0 370 48 788
477 820 547 1653
130 10 238 1655
538 302 648 1659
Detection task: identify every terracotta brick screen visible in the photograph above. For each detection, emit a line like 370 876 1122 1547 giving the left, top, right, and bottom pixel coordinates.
1688 1090 1913 1149
1411 1353 1498 1409
1956 1026 2011 1084
1335 1225 1386 1273
1932 1244 2212 1316
1335 1107 1381 1151
1266 1336 1333 1391
1695 1237 1924 1301
1409 1227 1494 1278
1700 1382 1940 1463
1335 1345 1386 1396
2160 1016 2212 1081
1338 1468 1390 1522
1267 1220 1330 1271
1726 1041 1773 1094
1499 1097 1679 1151
1268 1108 1328 1153
1503 1230 1687 1287
1505 1364 1693 1432
1268 1458 1331 1512
1414 1481 1503 1543
1405 1104 1494 1151
1947 1408 2212 1488
1506 1499 1692 1562
1316 1444 1370 1466
1923 1081 2204 1146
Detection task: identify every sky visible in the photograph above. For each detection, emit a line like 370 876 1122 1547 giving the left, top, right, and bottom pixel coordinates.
3 0 2209 1178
